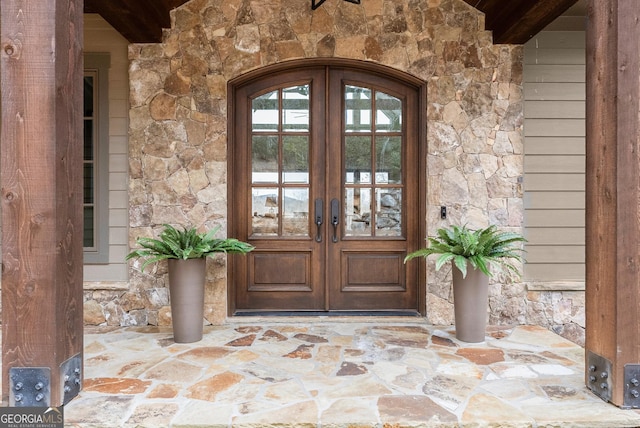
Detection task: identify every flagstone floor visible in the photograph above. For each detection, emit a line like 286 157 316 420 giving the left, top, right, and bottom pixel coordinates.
60 319 640 427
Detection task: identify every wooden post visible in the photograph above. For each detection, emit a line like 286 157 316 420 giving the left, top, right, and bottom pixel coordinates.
585 0 640 408
1 0 84 406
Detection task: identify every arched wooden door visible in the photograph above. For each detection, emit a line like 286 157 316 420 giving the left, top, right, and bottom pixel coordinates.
229 62 425 314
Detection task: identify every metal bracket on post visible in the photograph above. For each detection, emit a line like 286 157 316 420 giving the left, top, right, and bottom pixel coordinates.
623 364 640 409
60 353 82 405
586 351 612 403
9 367 51 407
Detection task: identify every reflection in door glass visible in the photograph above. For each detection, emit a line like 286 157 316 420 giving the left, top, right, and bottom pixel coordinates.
283 188 309 236
251 84 311 238
375 136 402 184
252 135 279 183
252 188 279 236
376 91 402 132
345 188 371 236
283 136 309 184
345 86 371 133
343 85 404 238
345 136 372 184
252 90 278 132
375 188 402 237
282 85 310 132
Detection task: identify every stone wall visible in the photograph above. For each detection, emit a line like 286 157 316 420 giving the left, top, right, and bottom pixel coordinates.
101 0 527 332
526 287 585 345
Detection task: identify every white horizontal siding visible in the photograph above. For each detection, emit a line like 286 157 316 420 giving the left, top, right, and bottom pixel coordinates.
524 30 586 283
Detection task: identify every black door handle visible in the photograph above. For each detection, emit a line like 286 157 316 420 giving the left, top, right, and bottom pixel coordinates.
314 198 323 242
331 198 340 243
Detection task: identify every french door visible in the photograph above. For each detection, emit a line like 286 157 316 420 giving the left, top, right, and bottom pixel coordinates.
230 63 423 313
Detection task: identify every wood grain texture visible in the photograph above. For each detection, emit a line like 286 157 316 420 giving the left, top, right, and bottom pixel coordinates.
613 0 640 407
585 0 640 406
1 0 84 405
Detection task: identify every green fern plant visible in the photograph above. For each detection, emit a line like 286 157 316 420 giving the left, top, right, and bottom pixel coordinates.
126 224 254 272
404 225 526 278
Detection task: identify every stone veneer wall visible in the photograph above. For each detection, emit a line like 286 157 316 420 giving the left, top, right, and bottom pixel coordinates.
120 0 526 331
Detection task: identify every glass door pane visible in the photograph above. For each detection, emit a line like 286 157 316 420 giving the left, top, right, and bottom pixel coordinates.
343 86 403 238
251 85 311 237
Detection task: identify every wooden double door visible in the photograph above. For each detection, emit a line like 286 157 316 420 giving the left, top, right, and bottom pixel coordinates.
230 63 424 313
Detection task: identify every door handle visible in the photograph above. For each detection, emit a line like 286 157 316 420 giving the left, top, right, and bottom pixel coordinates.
314 198 323 242
330 198 340 243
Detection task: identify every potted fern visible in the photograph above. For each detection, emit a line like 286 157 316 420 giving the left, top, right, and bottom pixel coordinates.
405 225 525 342
126 224 253 343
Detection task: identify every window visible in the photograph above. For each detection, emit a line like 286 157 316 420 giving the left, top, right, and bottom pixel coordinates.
83 53 110 263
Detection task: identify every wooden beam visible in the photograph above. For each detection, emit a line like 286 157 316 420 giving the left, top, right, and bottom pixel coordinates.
84 0 189 43
585 0 640 408
1 0 84 406
464 0 580 44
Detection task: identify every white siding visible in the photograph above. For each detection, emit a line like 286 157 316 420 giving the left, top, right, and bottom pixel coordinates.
523 30 585 282
84 14 129 283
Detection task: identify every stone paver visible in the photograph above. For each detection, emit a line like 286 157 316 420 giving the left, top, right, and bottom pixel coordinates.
61 321 640 427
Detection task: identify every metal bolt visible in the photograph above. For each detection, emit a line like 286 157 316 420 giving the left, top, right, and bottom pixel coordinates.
14 394 23 402
35 382 44 391
74 367 81 375
64 385 71 393
601 383 608 390
590 375 597 383
631 389 640 398
589 365 597 372
64 375 70 382
631 378 639 387
74 378 81 385
601 372 609 379
14 382 23 391
35 393 44 402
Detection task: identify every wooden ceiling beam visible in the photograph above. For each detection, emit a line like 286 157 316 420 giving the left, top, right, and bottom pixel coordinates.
84 0 189 43
464 0 580 44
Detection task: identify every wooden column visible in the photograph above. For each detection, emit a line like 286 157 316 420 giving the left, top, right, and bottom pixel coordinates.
585 0 640 408
1 0 84 406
